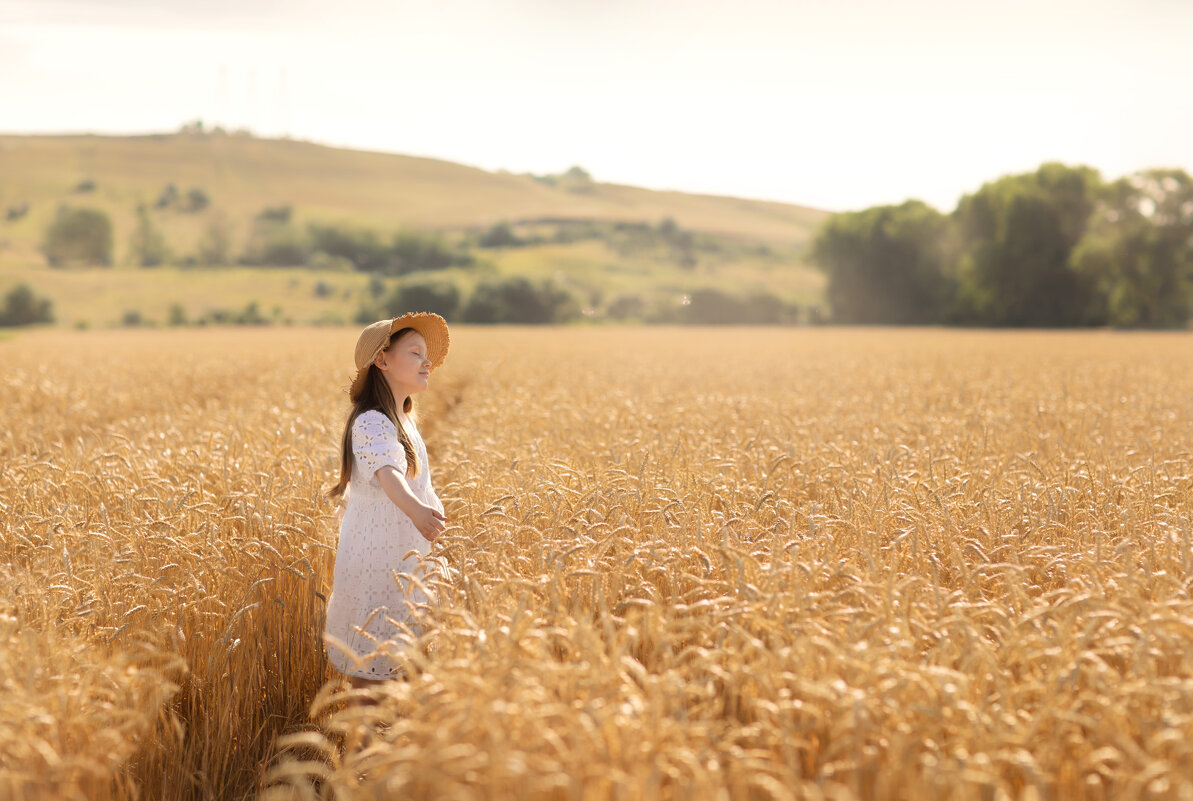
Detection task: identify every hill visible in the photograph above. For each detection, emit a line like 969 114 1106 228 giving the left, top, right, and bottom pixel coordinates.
0 131 829 327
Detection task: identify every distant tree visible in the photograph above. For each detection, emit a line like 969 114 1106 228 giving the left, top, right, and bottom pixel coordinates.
384 281 462 320
5 203 29 221
184 187 210 212
354 302 381 325
257 205 293 223
242 211 308 266
196 212 234 266
461 291 502 323
308 224 389 272
953 162 1103 326
155 184 179 209
559 166 594 194
811 200 954 324
74 179 96 193
167 303 188 326
42 206 113 267
478 222 523 248
741 290 786 324
236 301 268 325
607 294 646 320
388 231 468 275
129 206 171 267
461 277 578 324
684 288 745 324
179 119 206 136
673 230 697 270
564 166 592 182
1073 168 1193 328
0 284 54 326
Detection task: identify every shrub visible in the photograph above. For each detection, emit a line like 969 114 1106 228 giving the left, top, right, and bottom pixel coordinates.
196 213 234 266
121 309 144 327
129 206 171 267
307 252 354 273
385 281 462 320
74 179 96 193
257 205 293 224
354 303 381 325
389 232 469 275
461 277 578 324
741 291 786 324
606 294 646 321
185 188 210 213
308 224 389 272
478 222 523 249
241 217 309 267
155 184 179 210
5 204 29 222
679 288 789 325
167 304 188 326
235 302 269 325
0 284 54 326
200 301 270 326
43 206 113 267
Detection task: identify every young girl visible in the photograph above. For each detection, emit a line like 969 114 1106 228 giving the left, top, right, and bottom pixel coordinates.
324 313 450 687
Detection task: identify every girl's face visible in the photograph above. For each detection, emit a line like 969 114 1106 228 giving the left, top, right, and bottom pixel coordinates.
374 330 432 398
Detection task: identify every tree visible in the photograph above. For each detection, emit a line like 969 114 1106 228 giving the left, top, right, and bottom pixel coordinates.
811 200 954 324
461 277 578 324
0 284 54 326
384 281 462 320
308 224 389 272
185 187 210 212
42 206 113 267
388 232 467 275
241 212 308 266
478 222 522 248
129 206 171 267
1073 168 1193 328
196 213 234 266
953 163 1103 326
155 184 179 210
684 288 745 324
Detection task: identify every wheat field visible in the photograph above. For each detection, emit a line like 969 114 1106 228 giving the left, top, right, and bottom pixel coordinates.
2 326 1193 801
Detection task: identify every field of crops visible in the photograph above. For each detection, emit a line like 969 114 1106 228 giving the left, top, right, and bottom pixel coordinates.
3 326 1193 800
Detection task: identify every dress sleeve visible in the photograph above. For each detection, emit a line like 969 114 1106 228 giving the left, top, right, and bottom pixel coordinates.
351 411 408 479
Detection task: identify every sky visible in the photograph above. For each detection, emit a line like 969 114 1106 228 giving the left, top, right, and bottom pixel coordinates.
1 0 1191 212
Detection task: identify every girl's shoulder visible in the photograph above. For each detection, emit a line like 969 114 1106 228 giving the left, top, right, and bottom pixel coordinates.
353 409 396 433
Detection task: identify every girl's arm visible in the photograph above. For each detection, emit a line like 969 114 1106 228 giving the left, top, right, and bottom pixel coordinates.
376 465 447 542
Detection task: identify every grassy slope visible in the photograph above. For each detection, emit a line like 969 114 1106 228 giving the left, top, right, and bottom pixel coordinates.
0 133 828 325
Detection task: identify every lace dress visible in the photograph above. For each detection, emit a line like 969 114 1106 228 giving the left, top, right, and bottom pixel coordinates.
324 409 445 679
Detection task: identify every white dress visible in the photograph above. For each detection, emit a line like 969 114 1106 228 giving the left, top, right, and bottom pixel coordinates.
323 409 445 679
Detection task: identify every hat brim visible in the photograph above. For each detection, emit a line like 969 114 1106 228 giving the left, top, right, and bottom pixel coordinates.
349 311 450 398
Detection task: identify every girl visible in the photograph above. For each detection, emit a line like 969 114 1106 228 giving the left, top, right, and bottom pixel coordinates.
324 313 450 688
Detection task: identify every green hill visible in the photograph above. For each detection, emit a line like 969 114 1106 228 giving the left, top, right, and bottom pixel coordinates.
0 131 829 327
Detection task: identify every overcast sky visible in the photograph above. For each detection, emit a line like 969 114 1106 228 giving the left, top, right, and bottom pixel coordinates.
2 0 1190 212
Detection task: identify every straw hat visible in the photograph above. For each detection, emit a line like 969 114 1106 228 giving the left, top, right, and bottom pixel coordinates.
350 312 450 399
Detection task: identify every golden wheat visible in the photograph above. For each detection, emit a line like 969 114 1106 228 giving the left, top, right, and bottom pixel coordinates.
2 327 1192 801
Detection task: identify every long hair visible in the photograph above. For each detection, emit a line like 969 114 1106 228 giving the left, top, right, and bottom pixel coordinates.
327 328 420 500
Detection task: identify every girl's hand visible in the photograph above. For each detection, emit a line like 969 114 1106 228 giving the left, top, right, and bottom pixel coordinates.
409 503 448 542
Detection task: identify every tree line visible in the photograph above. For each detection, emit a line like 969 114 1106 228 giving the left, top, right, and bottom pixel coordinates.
811 164 1193 328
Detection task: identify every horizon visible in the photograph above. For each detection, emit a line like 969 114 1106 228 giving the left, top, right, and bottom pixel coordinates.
3 0 1192 213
